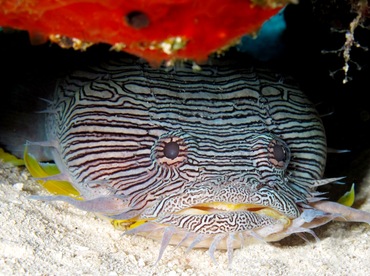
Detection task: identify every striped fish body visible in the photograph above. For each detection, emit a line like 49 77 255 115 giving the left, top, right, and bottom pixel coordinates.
31 57 370 259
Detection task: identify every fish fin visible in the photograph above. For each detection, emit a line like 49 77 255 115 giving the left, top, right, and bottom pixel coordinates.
174 232 192 249
227 233 235 266
275 207 340 242
29 194 128 214
337 183 355 207
124 221 162 236
154 227 176 265
186 234 205 253
311 177 346 187
208 234 226 264
311 201 370 224
327 148 351 154
0 148 25 166
24 146 80 198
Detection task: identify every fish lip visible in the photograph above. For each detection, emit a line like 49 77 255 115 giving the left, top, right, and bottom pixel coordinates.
171 201 291 221
151 203 293 237
120 187 299 236
140 183 301 221
175 202 272 214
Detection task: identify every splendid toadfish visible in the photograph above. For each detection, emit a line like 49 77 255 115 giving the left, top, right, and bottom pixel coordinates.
1 56 370 263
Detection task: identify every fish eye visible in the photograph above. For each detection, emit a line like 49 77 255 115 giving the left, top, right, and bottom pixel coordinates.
268 139 290 169
151 132 189 167
273 144 286 162
164 141 180 159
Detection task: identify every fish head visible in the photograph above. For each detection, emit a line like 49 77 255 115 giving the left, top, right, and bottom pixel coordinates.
38 59 348 255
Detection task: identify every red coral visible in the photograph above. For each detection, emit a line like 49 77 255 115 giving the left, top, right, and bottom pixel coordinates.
0 0 285 63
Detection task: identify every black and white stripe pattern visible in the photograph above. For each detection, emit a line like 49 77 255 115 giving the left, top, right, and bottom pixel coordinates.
46 57 326 230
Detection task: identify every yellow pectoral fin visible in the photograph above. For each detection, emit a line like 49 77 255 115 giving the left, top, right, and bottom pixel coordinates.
39 162 61 176
23 147 50 178
337 183 355 207
24 146 80 198
41 179 81 198
0 148 25 166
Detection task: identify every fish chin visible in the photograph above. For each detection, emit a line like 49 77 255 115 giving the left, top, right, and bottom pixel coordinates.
119 199 349 265
121 205 291 264
118 184 300 250
154 204 292 238
120 201 340 264
113 180 346 263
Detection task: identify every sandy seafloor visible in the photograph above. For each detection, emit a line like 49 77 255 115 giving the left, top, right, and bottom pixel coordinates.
1 160 370 276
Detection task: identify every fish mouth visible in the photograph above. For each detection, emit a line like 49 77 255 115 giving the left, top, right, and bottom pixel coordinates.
113 183 300 239
112 200 296 257
175 202 288 221
159 201 293 233
114 201 293 237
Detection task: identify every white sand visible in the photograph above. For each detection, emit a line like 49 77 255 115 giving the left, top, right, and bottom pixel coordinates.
1 160 370 275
